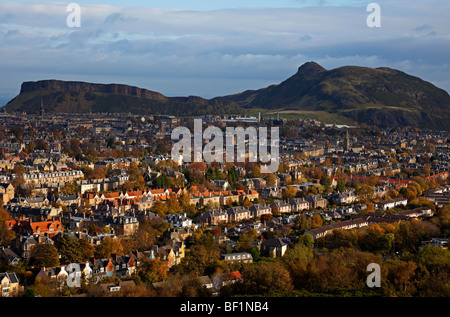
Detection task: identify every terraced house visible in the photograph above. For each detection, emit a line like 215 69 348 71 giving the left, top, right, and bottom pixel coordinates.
11 170 84 186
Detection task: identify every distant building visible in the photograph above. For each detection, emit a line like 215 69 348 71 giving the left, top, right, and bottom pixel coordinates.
220 252 253 264
376 197 408 210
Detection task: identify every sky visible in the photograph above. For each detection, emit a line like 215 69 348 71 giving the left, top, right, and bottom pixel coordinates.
0 0 449 104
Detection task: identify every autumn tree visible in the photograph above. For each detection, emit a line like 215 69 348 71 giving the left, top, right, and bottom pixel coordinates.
0 205 14 246
138 258 169 285
167 193 183 214
384 259 417 295
234 261 294 295
150 200 169 217
176 244 221 276
127 162 146 190
355 184 374 203
94 237 124 259
235 229 259 253
282 185 297 200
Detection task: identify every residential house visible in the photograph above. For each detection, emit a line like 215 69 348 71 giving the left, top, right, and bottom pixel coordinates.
165 213 193 228
307 195 328 209
198 209 228 226
376 197 408 210
329 190 358 204
0 183 14 204
288 198 309 212
110 214 139 236
8 217 63 239
0 247 21 267
226 206 251 222
13 234 54 260
220 252 253 264
248 203 272 219
260 238 289 258
305 218 369 240
212 271 243 292
270 200 292 214
0 272 21 297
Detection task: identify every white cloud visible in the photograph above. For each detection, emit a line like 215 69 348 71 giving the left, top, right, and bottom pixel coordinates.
0 1 449 101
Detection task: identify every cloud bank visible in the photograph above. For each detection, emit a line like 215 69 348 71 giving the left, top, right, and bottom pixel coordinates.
0 1 449 101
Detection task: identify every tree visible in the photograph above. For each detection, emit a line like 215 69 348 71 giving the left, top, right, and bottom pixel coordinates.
127 162 145 190
151 200 169 217
355 184 374 203
336 178 346 192
237 262 294 295
176 244 221 276
167 193 183 214
55 236 83 264
31 244 60 268
251 166 261 178
60 181 80 196
297 234 315 247
385 259 417 295
0 205 14 245
265 174 277 187
421 164 431 176
310 214 323 229
320 174 332 188
78 239 95 262
242 197 252 208
283 185 297 200
153 174 170 189
180 274 212 297
94 237 124 259
138 258 169 285
235 229 259 253
0 220 15 246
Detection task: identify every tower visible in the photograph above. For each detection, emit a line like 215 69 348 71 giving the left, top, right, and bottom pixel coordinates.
344 129 351 151
40 99 45 117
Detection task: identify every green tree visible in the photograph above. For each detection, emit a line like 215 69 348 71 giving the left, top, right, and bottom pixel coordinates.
153 174 170 189
336 177 347 192
31 244 60 268
55 236 83 264
235 229 259 253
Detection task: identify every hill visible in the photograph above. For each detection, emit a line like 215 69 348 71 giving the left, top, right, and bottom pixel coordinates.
3 62 450 130
212 62 450 130
2 80 243 116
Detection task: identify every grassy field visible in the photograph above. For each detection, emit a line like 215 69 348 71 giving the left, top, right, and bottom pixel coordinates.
244 107 358 125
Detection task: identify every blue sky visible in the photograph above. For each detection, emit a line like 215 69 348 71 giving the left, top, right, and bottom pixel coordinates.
0 1 449 104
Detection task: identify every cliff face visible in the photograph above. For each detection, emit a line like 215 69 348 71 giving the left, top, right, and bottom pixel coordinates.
20 80 168 101
4 79 242 116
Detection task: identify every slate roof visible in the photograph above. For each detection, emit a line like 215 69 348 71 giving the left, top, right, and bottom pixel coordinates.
0 272 19 284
